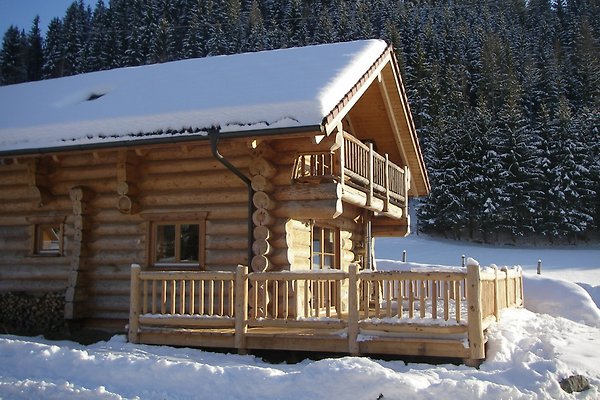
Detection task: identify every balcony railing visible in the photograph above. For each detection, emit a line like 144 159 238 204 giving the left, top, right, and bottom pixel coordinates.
292 132 410 210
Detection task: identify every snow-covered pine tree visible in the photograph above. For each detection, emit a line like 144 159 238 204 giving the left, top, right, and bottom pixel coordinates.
0 26 27 85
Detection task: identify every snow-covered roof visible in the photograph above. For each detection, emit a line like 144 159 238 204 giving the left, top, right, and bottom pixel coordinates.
0 40 388 155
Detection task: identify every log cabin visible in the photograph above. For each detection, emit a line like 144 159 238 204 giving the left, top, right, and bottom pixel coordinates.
0 40 522 362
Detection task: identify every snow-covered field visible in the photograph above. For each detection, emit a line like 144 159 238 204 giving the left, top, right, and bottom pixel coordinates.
1 234 599 400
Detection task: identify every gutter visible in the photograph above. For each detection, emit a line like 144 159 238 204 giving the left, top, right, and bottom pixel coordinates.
208 127 254 268
0 124 322 158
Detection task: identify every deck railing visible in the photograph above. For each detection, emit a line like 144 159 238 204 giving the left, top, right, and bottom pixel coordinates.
292 132 410 208
129 263 523 361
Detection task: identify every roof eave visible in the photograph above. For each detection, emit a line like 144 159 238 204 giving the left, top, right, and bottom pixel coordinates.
0 124 323 158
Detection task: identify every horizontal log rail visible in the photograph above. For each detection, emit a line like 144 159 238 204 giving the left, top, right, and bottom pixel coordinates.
129 263 523 361
291 132 409 209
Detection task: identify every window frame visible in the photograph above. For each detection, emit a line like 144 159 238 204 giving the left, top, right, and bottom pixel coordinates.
143 211 208 269
33 223 64 256
27 216 66 257
311 223 340 270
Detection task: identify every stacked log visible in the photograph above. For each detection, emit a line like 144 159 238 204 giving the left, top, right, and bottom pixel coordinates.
249 153 276 273
26 157 53 208
116 150 139 214
0 291 66 335
64 186 94 320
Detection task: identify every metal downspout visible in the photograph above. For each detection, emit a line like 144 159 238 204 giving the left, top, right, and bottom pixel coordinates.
209 128 254 267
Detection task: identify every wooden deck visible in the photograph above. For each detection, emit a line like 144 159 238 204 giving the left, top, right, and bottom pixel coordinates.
128 263 523 364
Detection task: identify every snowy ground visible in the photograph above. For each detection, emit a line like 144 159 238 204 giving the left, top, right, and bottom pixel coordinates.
1 234 599 400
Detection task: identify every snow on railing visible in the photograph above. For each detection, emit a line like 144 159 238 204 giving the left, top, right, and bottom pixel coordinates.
129 262 523 360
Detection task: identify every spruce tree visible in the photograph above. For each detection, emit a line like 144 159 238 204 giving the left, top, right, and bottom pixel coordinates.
26 16 44 81
0 26 28 85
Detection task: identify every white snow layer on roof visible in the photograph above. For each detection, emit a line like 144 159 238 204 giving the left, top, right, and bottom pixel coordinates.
0 40 387 153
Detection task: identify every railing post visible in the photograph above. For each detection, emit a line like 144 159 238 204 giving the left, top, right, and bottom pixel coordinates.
493 265 499 320
502 266 510 308
347 263 359 355
466 263 485 362
339 129 346 187
384 154 390 212
234 265 249 353
128 264 141 344
403 166 410 217
367 142 374 207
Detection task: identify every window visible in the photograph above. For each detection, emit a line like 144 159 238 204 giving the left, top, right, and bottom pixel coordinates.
312 225 338 270
34 223 63 256
145 211 207 268
154 223 200 265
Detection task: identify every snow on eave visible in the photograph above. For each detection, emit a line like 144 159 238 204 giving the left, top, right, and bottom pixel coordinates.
0 40 389 156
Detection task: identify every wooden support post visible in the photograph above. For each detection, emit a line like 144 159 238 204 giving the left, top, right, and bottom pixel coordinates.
128 264 141 343
502 266 510 308
466 263 485 362
384 154 390 212
493 266 500 319
338 126 345 187
348 263 360 355
234 265 248 353
367 143 374 207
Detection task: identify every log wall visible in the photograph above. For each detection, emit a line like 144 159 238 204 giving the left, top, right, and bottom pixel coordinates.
0 134 367 331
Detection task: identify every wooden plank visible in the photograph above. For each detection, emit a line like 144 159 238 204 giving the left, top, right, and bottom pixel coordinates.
247 319 346 330
358 337 470 358
359 322 467 335
139 271 236 281
138 315 235 328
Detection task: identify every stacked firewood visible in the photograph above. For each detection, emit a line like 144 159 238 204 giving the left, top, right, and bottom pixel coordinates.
0 291 66 335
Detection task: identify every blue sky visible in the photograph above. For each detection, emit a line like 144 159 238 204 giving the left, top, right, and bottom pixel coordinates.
0 0 96 36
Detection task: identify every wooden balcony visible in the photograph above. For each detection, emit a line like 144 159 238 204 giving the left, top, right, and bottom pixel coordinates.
128 263 524 364
291 132 410 219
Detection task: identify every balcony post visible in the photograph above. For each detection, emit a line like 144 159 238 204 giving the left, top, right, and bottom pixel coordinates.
404 166 410 217
384 154 390 212
338 126 345 187
367 142 374 207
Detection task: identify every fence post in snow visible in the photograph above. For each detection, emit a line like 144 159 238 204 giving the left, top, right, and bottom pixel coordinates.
461 255 466 268
537 259 542 275
402 250 407 262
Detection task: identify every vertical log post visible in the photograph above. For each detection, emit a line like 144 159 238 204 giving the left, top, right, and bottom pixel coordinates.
234 265 249 353
503 266 512 307
383 154 390 212
367 142 374 207
493 266 500 319
466 262 485 363
348 263 360 355
128 264 142 344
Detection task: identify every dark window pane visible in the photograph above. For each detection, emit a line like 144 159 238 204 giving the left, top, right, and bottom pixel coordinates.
180 224 199 262
323 255 334 269
312 227 321 253
156 225 175 262
324 228 335 253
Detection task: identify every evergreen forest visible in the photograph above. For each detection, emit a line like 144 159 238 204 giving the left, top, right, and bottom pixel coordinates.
1 0 599 243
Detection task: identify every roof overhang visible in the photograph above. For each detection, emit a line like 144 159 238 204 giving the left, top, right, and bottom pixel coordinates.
0 124 322 158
